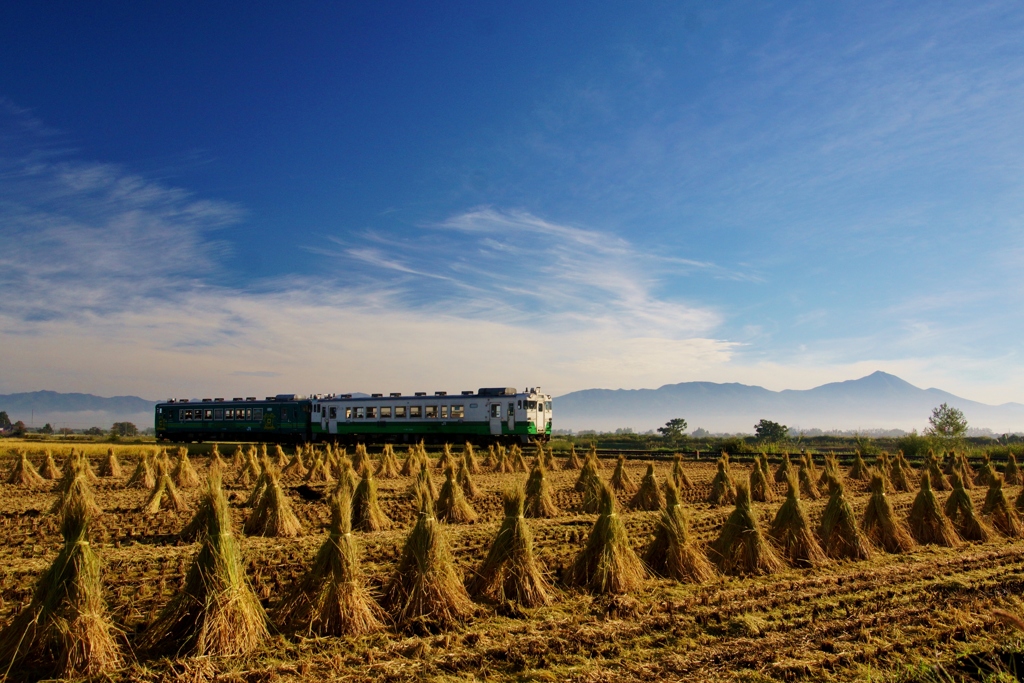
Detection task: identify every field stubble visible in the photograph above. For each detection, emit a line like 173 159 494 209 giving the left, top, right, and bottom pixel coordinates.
0 446 1022 681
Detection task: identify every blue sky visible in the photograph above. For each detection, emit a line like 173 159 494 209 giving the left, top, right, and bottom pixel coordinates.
1 1 1023 404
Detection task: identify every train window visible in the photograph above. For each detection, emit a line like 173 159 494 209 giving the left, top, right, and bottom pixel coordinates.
245 408 253 421
214 409 223 420
425 405 437 418
410 405 422 418
184 409 193 420
527 401 537 409
517 400 522 409
381 406 392 418
253 408 263 421
355 407 365 419
282 410 289 420
315 404 321 413
508 402 514 416
329 407 337 419
345 407 352 419
545 401 552 410
395 406 407 418
440 405 448 418
490 404 501 418
451 405 465 418
178 409 184 420
227 409 235 420
204 409 213 420
367 407 377 418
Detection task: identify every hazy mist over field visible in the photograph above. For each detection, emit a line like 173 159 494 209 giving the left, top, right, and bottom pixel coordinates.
2 3 1023 418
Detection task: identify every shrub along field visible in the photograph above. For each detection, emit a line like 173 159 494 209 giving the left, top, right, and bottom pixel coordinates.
1 441 1023 682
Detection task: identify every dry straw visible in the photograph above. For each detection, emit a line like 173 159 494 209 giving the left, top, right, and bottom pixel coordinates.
944 472 992 542
0 497 122 679
98 447 122 478
436 466 478 524
889 451 913 492
282 446 308 480
819 475 872 561
483 445 498 469
707 458 736 506
511 445 528 473
818 453 839 488
127 451 156 489
774 453 793 484
848 451 870 481
463 442 480 474
304 447 334 484
926 452 949 491
414 460 438 501
542 444 561 472
575 449 603 513
564 444 582 469
982 474 1023 538
40 450 60 480
352 466 392 532
565 480 646 594
525 459 559 518
861 472 914 554
768 474 826 568
630 463 665 511
231 444 245 468
352 443 370 476
277 488 384 636
907 471 960 547
375 444 400 479
51 460 102 519
644 479 717 582
609 454 638 495
400 445 420 476
244 467 303 537
494 445 514 474
437 443 456 472
671 453 692 489
384 483 474 632
798 457 821 500
1003 452 1021 486
7 449 45 487
333 455 358 497
469 485 551 607
975 459 995 488
139 471 269 657
144 460 187 513
709 479 785 576
172 447 201 488
457 460 479 499
750 453 776 503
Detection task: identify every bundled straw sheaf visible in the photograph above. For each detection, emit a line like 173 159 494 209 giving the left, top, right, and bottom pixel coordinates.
861 472 914 554
352 467 392 532
469 485 551 607
709 480 785 576
1003 452 1021 486
889 451 913 492
7 449 45 487
127 451 156 490
768 474 826 568
774 453 793 484
982 474 1023 538
0 497 122 679
819 475 872 561
609 454 638 495
40 450 60 480
564 445 582 469
671 453 692 490
375 444 400 479
907 472 960 547
244 468 303 537
848 451 871 481
644 479 717 582
139 471 269 656
436 466 478 524
576 450 603 513
98 447 122 478
750 454 776 503
565 480 646 594
798 457 820 501
384 484 474 632
708 458 736 506
144 460 187 513
630 464 665 511
944 472 992 542
525 460 559 518
277 488 383 636
172 447 201 488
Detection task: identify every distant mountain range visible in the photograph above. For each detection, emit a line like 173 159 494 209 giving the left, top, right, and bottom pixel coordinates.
3 372 1023 434
553 371 1024 434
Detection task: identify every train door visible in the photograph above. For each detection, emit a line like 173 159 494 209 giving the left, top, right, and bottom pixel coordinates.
488 402 502 435
507 401 516 432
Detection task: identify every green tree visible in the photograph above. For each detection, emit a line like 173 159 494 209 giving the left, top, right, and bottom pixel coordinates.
755 419 788 442
926 403 968 444
657 418 688 440
39 423 54 434
0 411 11 429
111 422 138 437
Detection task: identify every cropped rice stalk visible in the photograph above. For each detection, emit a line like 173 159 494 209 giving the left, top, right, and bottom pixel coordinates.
51 463 102 519
231 444 245 468
707 458 736 506
40 449 60 480
143 460 187 513
282 446 308 480
180 470 231 542
304 448 333 484
798 459 820 500
237 449 263 486
609 454 638 495
802 452 819 485
1003 452 1021 486
0 497 123 679
944 472 992 542
768 474 826 568
351 443 369 475
525 460 559 518
644 480 717 583
172 447 201 488
975 460 995 488
437 443 456 472
375 444 400 479
469 485 551 607
861 472 914 553
576 450 602 513
564 444 582 469
244 468 303 538
414 461 438 501
819 475 872 560
98 447 122 478
127 451 156 489
138 473 269 656
7 449 45 487
818 453 839 487
875 452 893 480
511 445 528 473
245 465 270 508
542 444 560 472
630 464 664 511
457 462 479 500
671 453 692 489
750 454 776 503
889 452 913 492
709 479 785 576
982 474 1023 538
462 442 480 474
565 480 646 594
483 445 498 469
352 467 392 532
333 455 357 497
436 466 478 524
276 488 383 636
774 453 793 484
926 452 949 491
848 451 870 481
907 471 960 547
384 483 474 632
400 446 420 476
209 444 227 472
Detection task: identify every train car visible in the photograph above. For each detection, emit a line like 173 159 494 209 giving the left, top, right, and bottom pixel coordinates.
155 395 312 443
310 387 553 444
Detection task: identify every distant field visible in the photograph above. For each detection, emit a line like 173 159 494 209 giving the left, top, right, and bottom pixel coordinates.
1 443 1022 682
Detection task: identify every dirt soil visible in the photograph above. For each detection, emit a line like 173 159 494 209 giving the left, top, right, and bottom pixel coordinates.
1 446 1023 682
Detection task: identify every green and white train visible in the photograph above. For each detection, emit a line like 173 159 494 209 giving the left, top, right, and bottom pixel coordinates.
155 386 552 445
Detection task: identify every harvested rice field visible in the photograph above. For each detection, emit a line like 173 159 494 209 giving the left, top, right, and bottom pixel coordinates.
1 443 1024 682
